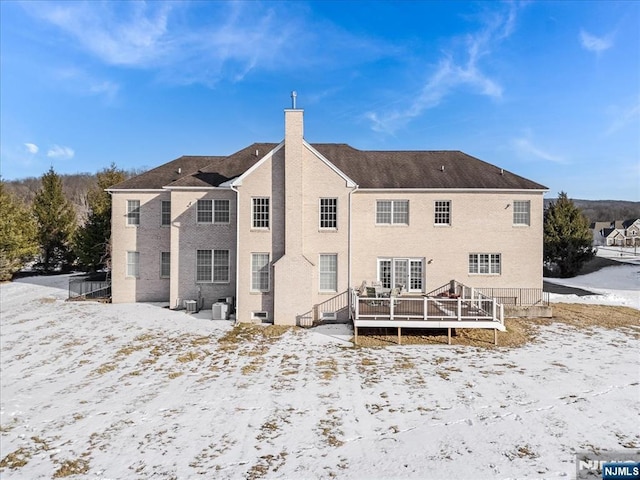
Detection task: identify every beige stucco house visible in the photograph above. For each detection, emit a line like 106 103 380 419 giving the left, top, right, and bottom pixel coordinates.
108 106 548 326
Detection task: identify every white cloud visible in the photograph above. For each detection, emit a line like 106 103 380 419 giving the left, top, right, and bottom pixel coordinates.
24 143 39 154
366 3 519 134
606 99 640 135
24 2 389 89
47 145 75 160
28 2 174 67
579 29 614 53
512 135 566 164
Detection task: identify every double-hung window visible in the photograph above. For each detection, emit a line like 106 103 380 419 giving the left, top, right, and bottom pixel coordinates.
434 200 451 225
319 254 337 291
214 200 230 223
376 200 409 225
127 200 140 225
251 253 270 291
160 252 170 278
513 201 530 226
196 249 230 283
161 201 171 226
319 198 337 229
377 258 423 292
126 251 139 277
252 198 270 229
197 200 212 223
469 253 501 275
197 199 230 224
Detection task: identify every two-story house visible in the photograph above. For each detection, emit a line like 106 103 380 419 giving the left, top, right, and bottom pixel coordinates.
108 105 548 326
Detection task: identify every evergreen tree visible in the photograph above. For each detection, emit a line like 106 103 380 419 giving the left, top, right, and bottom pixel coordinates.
32 167 77 272
74 163 126 272
0 182 39 280
544 192 595 277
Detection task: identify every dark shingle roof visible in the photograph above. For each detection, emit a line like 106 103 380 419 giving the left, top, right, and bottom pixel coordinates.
167 143 278 188
110 142 547 191
109 156 222 190
312 144 547 190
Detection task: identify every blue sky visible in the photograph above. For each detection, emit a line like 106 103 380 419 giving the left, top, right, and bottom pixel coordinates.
1 1 638 200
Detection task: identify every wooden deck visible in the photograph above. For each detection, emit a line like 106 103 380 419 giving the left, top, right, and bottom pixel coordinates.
350 289 505 345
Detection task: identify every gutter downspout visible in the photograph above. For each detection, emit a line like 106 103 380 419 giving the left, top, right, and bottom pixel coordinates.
230 184 240 324
348 184 359 317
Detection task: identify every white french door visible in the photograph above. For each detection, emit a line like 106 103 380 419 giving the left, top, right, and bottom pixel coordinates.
377 258 423 292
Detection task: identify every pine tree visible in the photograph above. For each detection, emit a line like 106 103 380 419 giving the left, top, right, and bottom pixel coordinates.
0 182 39 280
74 163 126 272
544 192 595 277
32 167 77 272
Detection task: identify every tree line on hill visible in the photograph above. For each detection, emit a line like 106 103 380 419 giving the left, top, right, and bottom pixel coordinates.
1 165 634 281
0 165 129 281
543 198 640 224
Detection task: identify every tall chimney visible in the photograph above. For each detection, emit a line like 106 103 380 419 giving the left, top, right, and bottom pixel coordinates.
283 102 304 255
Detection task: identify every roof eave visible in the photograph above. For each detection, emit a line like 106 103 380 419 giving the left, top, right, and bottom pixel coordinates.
354 187 549 193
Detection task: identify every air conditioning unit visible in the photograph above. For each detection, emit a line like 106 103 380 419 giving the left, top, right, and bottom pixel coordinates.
212 302 229 320
184 300 197 313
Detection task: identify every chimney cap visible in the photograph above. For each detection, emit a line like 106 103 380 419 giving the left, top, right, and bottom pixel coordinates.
291 91 297 109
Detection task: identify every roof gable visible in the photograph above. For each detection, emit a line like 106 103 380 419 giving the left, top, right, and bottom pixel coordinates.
168 143 278 188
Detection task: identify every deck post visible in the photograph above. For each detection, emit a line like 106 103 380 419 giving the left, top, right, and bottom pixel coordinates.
447 327 451 345
390 297 394 320
354 325 358 346
457 297 462 321
492 299 497 321
398 327 401 345
423 297 428 320
494 328 497 346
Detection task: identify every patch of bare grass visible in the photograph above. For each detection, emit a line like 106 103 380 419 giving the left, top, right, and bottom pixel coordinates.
219 324 293 347
53 458 90 478
241 358 265 375
176 351 202 363
552 304 640 336
92 362 118 376
316 358 338 381
0 447 31 470
246 451 288 480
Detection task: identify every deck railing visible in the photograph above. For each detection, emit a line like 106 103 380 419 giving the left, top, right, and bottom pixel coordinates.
474 287 549 306
68 279 111 300
351 290 504 325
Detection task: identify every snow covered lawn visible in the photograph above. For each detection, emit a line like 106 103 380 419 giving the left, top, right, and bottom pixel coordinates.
1 275 638 479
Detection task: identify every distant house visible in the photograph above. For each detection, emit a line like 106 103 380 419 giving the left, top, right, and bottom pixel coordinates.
108 104 548 328
622 219 640 246
592 219 640 246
